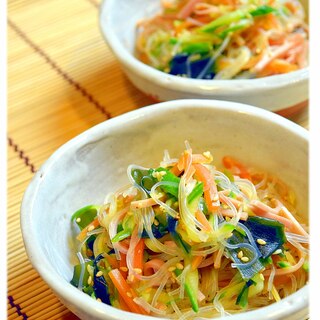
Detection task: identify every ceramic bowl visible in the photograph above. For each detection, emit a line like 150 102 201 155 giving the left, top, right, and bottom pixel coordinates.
99 0 309 115
21 99 309 320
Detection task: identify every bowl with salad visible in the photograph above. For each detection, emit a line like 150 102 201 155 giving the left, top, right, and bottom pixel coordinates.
99 0 309 115
21 99 308 320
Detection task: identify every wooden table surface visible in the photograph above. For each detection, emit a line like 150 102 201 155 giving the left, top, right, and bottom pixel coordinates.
7 0 308 319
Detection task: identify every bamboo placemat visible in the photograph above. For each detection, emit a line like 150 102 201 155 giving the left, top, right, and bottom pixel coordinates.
7 0 308 319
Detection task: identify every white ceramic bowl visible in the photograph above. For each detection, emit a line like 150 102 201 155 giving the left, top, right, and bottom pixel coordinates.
21 99 309 320
99 0 309 114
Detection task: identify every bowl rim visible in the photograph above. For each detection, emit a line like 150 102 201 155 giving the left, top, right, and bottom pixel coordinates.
98 0 309 96
20 99 309 320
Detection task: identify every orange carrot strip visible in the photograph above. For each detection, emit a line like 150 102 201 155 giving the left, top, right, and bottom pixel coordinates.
119 252 128 279
118 294 131 312
194 163 220 212
104 254 119 270
191 255 204 270
170 153 212 176
109 269 149 315
132 238 145 274
222 156 251 180
170 163 183 176
195 209 212 232
77 217 100 242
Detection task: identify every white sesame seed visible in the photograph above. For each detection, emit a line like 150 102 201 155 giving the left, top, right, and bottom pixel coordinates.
76 217 81 223
133 268 142 274
127 292 132 298
176 263 184 270
257 238 267 245
273 249 282 255
87 225 95 232
87 276 93 285
241 256 250 262
120 267 128 272
154 219 159 226
168 266 176 272
96 271 103 277
203 151 212 159
237 250 244 259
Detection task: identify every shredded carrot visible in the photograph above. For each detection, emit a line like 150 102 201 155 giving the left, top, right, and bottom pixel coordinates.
109 269 149 315
76 217 100 242
194 163 220 212
119 252 128 279
104 254 119 269
132 238 145 275
170 163 183 176
191 255 204 270
118 294 131 312
195 209 213 232
222 156 251 180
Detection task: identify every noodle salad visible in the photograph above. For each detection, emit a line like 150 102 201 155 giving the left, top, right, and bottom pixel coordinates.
70 143 309 319
135 0 308 79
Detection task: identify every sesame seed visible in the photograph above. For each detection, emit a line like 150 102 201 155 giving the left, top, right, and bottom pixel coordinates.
128 275 135 282
257 238 267 245
237 250 244 259
203 151 212 159
241 256 250 262
87 276 93 285
176 263 184 270
120 267 128 272
260 274 265 281
273 249 282 255
154 219 159 226
134 268 142 274
96 298 102 302
96 271 103 277
168 266 176 272
76 217 81 223
126 292 132 298
87 225 95 232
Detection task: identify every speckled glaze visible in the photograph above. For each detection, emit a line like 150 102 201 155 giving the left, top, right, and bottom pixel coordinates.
21 100 309 320
99 0 308 113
